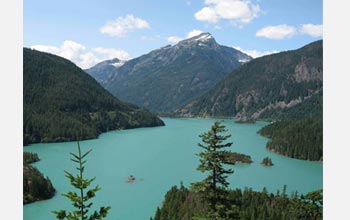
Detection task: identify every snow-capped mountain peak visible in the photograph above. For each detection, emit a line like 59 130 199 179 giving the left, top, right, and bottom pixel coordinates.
193 33 213 42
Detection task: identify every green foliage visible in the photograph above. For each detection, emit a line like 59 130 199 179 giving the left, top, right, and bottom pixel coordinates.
177 40 322 120
23 48 164 145
152 185 323 220
23 153 55 204
291 190 323 220
261 157 273 166
259 119 323 161
191 121 235 219
222 152 252 165
23 152 40 164
52 142 110 220
154 183 208 220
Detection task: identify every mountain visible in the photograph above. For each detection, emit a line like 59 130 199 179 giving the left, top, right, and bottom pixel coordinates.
176 40 323 120
23 48 164 145
88 33 251 113
85 58 125 86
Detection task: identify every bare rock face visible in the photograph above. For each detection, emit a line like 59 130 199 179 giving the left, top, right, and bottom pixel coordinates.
294 60 322 82
250 98 303 119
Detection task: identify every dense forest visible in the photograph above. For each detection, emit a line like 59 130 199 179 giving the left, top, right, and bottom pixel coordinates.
23 48 164 145
23 152 55 204
257 87 322 162
259 119 323 161
176 40 322 121
151 184 322 220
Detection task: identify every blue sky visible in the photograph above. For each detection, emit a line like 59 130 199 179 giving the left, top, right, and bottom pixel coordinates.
24 0 323 68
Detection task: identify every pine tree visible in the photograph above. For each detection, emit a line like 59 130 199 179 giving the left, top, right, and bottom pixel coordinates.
52 141 110 220
192 121 235 219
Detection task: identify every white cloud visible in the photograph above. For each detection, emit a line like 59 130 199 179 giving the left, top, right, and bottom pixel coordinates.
195 7 219 23
256 24 323 40
167 36 183 43
300 24 323 37
93 47 130 60
233 46 279 58
58 40 86 61
256 25 297 40
100 14 150 37
78 52 100 70
31 40 130 69
186 29 204 38
167 29 204 43
194 0 261 25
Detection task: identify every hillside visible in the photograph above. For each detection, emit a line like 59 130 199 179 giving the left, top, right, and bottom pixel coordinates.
23 48 164 145
23 152 55 204
259 118 323 161
151 185 322 220
90 33 251 113
259 90 322 120
176 40 323 121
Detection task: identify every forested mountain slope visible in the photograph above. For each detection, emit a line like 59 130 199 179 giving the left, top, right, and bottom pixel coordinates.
176 40 323 121
96 33 251 112
24 48 164 145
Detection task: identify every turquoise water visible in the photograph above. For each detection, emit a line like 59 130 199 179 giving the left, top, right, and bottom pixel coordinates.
23 118 322 220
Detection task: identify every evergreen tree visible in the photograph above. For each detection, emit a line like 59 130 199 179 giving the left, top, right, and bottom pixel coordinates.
261 157 274 166
52 142 110 220
291 189 323 220
192 121 235 219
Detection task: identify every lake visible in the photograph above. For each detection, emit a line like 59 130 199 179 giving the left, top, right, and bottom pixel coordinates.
23 117 323 220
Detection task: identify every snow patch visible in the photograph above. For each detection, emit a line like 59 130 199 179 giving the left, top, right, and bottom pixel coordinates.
239 59 250 63
111 60 126 67
194 34 213 42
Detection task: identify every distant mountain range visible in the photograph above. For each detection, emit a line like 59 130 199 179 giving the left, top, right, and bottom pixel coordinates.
85 58 125 86
86 33 252 113
176 40 323 121
23 48 164 145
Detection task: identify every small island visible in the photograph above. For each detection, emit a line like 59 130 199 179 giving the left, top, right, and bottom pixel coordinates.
127 175 136 183
261 157 274 166
222 152 253 165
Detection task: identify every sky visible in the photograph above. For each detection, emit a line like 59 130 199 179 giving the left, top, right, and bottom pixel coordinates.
24 0 323 69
